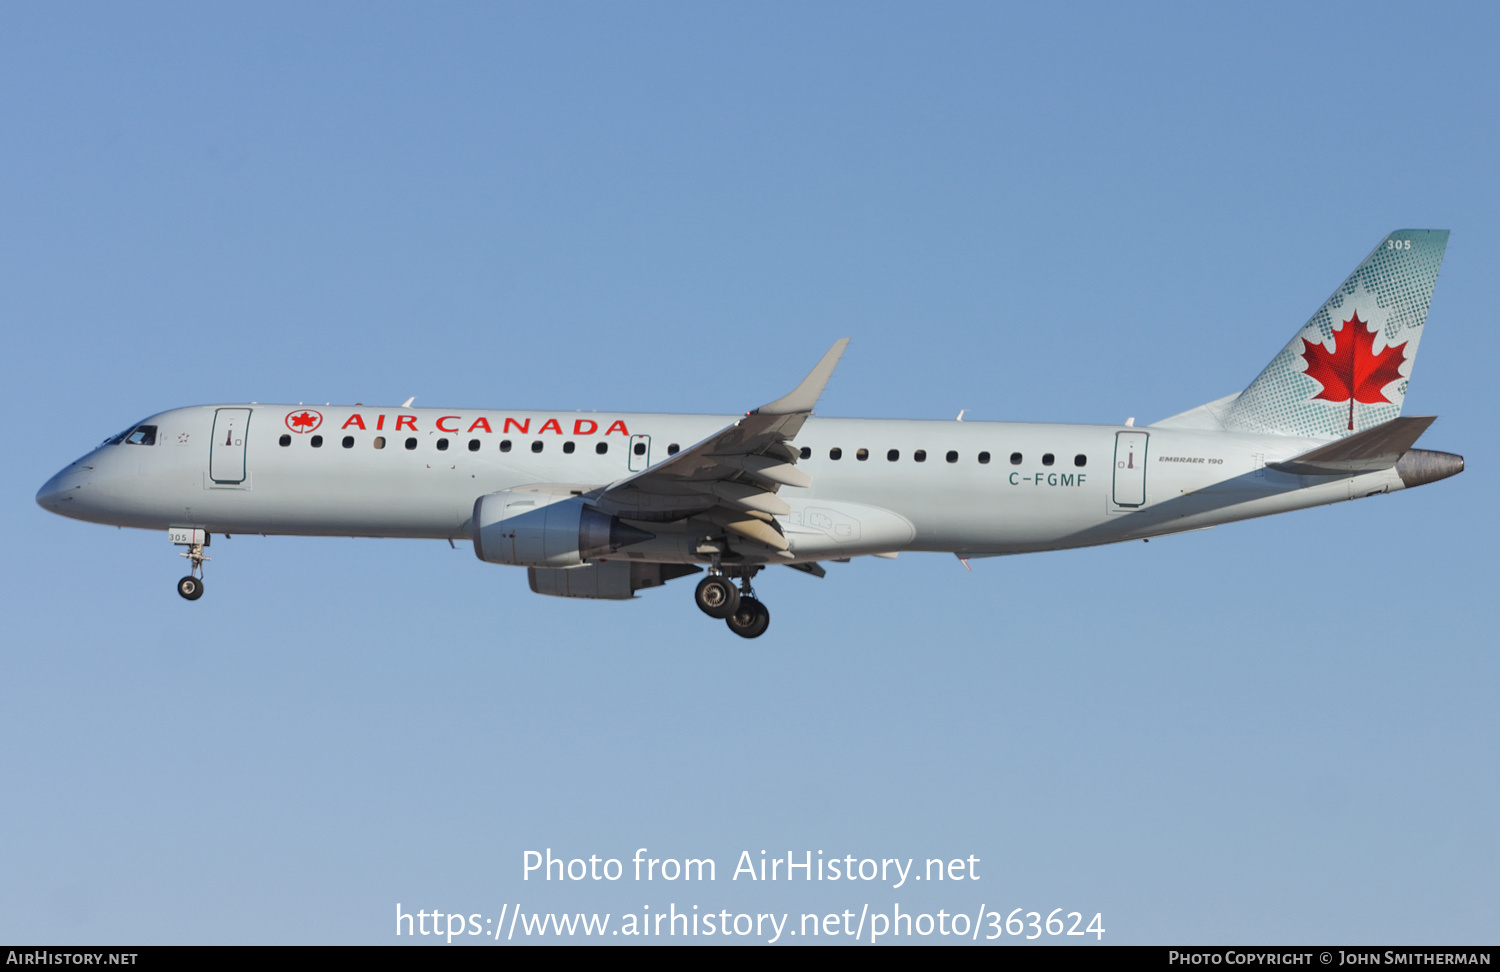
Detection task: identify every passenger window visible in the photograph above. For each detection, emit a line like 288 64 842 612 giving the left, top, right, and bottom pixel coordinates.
829 447 842 460
468 439 480 452
978 451 991 464
946 450 959 463
343 436 355 449
532 441 544 453
279 434 291 447
310 435 323 448
436 439 449 452
373 436 386 450
1042 453 1055 466
125 425 157 446
887 449 899 461
799 446 811 460
1074 454 1087 467
633 442 646 456
405 438 418 450
667 443 679 455
500 439 512 453
914 450 926 462
856 448 869 461
1010 452 1022 465
595 442 608 455
563 441 576 454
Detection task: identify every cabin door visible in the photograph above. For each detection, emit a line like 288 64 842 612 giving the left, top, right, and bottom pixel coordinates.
1112 431 1149 507
209 408 252 484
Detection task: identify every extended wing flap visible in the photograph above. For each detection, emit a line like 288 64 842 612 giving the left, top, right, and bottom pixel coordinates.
1270 415 1436 475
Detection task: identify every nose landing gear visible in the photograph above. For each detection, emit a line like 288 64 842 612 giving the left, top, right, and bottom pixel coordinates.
170 528 210 601
696 566 770 638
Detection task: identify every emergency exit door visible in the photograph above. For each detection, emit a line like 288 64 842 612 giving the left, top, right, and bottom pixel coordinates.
1112 431 1148 507
210 408 252 484
627 434 652 472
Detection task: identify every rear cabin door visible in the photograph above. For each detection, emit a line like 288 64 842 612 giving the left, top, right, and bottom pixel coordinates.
627 434 651 472
210 408 252 484
1112 431 1148 507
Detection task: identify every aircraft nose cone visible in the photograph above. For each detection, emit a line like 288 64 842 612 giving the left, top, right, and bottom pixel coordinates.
36 468 83 512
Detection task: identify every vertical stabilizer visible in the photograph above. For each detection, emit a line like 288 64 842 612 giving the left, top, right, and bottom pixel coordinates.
1222 230 1448 439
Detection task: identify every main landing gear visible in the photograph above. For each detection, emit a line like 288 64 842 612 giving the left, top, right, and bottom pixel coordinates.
694 575 739 618
695 568 770 639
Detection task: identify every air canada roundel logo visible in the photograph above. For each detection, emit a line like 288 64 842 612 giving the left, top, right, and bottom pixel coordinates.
285 409 323 433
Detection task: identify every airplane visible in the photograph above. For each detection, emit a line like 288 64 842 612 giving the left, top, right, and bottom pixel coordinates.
36 230 1463 638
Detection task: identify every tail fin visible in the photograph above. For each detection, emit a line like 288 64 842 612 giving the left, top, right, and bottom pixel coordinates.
1220 230 1449 438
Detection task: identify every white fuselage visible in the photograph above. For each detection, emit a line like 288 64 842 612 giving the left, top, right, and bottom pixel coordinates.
36 403 1417 563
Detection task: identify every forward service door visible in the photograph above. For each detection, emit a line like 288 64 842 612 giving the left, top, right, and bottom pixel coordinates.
1112 431 1148 508
209 408 252 484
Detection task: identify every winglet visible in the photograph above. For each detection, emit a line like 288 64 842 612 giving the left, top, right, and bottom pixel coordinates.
755 339 850 415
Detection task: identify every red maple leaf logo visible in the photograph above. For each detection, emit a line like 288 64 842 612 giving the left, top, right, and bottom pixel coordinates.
285 410 322 432
1300 310 1407 430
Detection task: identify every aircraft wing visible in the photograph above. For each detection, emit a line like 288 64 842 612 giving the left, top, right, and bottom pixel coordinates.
591 339 849 553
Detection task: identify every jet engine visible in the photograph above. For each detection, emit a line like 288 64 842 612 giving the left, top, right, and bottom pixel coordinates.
471 491 655 568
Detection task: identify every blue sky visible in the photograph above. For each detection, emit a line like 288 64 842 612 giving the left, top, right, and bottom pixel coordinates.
2 2 1496 944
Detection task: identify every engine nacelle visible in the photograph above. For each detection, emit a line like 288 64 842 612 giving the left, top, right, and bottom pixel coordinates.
472 491 655 568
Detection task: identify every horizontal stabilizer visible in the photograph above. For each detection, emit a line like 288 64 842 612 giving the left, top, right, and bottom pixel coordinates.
1270 416 1435 475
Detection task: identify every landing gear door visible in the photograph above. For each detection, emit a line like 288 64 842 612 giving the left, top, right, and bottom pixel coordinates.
627 434 651 472
210 408 252 484
1112 431 1149 508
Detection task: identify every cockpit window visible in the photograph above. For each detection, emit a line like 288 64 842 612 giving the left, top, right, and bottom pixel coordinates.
103 427 133 445
124 425 157 446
